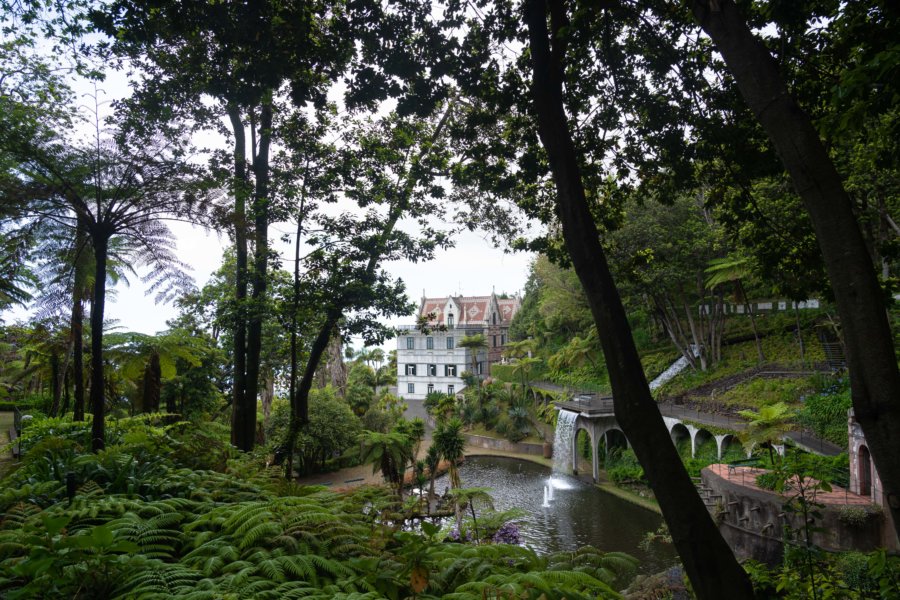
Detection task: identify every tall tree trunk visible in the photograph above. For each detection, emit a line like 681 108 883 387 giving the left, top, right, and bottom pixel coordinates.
523 2 755 597
688 0 900 537
244 102 273 452
794 306 806 367
285 102 455 477
61 367 71 415
228 107 252 451
142 351 161 413
737 280 764 362
288 193 305 469
89 231 109 452
49 351 61 417
72 280 85 421
286 312 340 478
262 369 274 437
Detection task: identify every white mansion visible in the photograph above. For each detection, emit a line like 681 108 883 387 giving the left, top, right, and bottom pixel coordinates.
396 293 522 400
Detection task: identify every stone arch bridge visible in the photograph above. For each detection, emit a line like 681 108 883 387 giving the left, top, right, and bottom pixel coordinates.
555 394 747 482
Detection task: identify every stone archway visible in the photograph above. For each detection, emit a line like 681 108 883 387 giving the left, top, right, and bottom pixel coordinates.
670 423 691 459
859 445 872 497
604 428 628 459
718 434 744 461
694 429 716 461
574 426 594 477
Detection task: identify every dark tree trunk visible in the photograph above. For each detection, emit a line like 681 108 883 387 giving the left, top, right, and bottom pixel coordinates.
737 280 764 363
243 103 273 452
286 312 339 478
523 2 755 597
72 275 85 421
142 351 161 412
228 107 252 451
687 0 900 530
89 231 109 452
61 367 71 415
313 334 349 393
49 352 61 417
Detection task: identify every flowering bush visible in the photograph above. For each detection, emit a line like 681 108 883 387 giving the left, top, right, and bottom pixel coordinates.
447 527 473 542
492 522 521 545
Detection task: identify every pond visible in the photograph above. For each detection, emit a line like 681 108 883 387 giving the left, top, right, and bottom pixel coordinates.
435 455 678 573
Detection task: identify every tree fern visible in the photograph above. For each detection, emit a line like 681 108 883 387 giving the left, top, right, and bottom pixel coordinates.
107 511 184 559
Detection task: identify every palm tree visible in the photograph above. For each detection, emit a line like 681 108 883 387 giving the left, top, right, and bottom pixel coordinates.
510 357 542 405
458 333 488 408
104 330 207 414
4 127 211 451
424 444 441 509
705 255 764 363
433 417 465 490
739 402 796 466
448 487 494 543
357 430 414 498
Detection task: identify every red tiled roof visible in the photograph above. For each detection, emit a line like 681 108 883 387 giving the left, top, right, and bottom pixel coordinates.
420 299 448 324
419 295 521 325
498 298 519 324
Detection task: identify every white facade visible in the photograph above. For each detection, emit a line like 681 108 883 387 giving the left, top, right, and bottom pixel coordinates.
397 292 520 401
396 327 485 400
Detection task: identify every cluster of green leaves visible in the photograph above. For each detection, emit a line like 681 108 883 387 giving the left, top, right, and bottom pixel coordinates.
743 547 900 600
0 417 636 599
266 386 362 477
798 376 853 448
605 448 645 486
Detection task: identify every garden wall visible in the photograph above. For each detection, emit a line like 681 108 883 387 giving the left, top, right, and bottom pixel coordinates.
701 466 896 566
464 433 545 456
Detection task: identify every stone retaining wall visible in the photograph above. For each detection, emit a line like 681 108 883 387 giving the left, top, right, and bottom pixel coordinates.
464 433 545 456
701 466 895 565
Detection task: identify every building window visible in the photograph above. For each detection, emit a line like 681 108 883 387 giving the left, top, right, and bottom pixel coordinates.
406 337 415 349
445 364 457 377
406 364 417 376
448 313 454 327
447 337 454 349
448 384 455 395
428 364 436 376
493 312 497 325
427 384 434 394
501 334 506 346
426 337 433 349
477 362 483 375
493 335 498 347
408 383 415 394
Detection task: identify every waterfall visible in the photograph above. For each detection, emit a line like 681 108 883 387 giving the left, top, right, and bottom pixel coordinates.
648 346 698 391
552 410 578 475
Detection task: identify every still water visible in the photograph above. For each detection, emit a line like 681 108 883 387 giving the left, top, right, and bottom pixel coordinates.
435 455 678 573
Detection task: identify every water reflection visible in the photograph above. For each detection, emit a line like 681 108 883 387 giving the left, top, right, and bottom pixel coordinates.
435 455 678 573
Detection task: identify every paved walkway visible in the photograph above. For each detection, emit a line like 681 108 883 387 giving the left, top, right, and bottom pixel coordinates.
0 412 15 478
708 464 872 506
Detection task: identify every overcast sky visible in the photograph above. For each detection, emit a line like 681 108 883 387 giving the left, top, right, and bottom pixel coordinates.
97 223 534 339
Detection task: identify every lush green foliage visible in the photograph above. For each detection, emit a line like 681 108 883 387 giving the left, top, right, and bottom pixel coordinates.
0 417 637 599
798 376 853 447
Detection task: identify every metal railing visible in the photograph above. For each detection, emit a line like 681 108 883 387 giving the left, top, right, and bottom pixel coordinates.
13 406 22 435
658 404 747 430
718 464 876 507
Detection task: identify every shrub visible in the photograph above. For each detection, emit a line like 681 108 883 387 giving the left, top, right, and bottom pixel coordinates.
798 378 852 447
838 506 870 528
755 471 782 491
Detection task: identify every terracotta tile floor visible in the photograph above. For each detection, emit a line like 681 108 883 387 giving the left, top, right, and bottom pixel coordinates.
707 464 875 506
